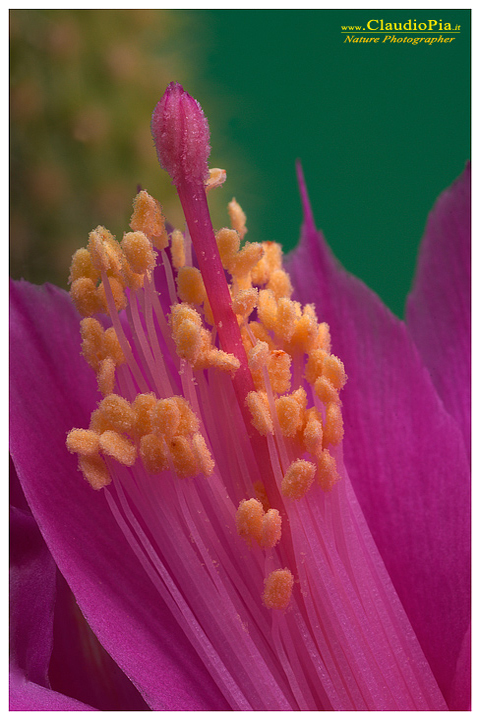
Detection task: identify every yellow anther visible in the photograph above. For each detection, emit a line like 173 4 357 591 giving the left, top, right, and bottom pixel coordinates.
245 390 273 435
78 454 111 490
236 498 263 544
171 229 186 269
121 231 156 276
169 435 198 478
248 341 270 376
172 318 203 364
314 322 332 353
99 394 135 434
151 397 181 439
314 376 340 405
232 287 258 318
70 277 102 317
103 327 125 366
275 395 303 438
289 305 318 354
303 410 323 455
291 387 307 413
274 298 299 342
206 168 227 193
206 348 240 374
139 433 168 474
216 228 240 267
268 350 292 394
169 302 202 335
99 430 137 467
267 268 293 301
253 481 271 512
66 428 100 456
132 393 157 436
89 408 115 435
130 190 168 250
173 396 200 435
176 266 207 305
228 198 247 240
251 241 282 286
316 449 340 491
229 242 264 278
323 403 344 446
98 357 116 396
263 568 294 610
260 508 282 549
121 260 145 291
257 289 278 331
281 459 316 500
80 317 104 371
322 354 347 391
88 226 123 276
305 349 327 385
249 322 275 348
97 276 127 314
191 433 215 476
69 247 99 284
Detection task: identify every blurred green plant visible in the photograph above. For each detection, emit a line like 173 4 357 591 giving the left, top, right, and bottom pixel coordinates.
10 9 200 288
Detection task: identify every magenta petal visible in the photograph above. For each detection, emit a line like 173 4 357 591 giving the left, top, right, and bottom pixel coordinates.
10 280 229 711
406 163 471 458
10 667 95 711
286 172 470 708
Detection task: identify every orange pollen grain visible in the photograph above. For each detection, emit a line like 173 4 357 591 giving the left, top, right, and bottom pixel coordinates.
263 568 294 610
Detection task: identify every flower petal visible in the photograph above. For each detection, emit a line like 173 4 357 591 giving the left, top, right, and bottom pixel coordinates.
10 280 229 711
285 169 470 708
406 163 471 459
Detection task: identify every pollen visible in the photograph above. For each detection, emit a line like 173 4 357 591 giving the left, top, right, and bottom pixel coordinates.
316 449 340 491
130 190 168 250
121 231 156 276
99 394 135 434
88 226 123 276
236 498 263 544
216 228 240 267
322 354 347 391
267 268 293 301
322 403 344 446
69 247 99 284
171 229 186 269
281 459 316 500
70 277 102 317
263 568 294 610
103 327 125 366
140 433 168 474
305 349 326 385
132 393 157 436
228 198 247 240
230 242 264 279
206 348 240 374
251 241 282 286
232 287 258 318
151 397 181 439
315 322 332 353
174 396 200 435
260 508 282 548
314 376 340 406
66 428 100 456
275 395 303 438
268 350 292 394
205 167 227 193
169 435 198 478
99 430 137 467
191 432 215 476
245 390 273 435
176 266 207 305
257 289 278 331
78 454 111 490
303 410 323 455
274 298 300 343
97 357 116 396
80 317 105 371
89 408 115 435
97 276 127 314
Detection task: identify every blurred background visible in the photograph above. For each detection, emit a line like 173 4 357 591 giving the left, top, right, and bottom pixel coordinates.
10 9 470 317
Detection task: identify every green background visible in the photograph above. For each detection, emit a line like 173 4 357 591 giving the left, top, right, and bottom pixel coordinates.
10 10 470 317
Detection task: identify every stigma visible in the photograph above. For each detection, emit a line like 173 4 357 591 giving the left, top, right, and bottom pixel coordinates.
66 83 347 617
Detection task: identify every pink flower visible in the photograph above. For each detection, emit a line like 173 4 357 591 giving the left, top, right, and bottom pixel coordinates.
10 84 470 711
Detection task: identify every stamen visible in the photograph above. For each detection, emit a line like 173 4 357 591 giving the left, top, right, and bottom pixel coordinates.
236 498 263 545
99 394 135 434
260 508 282 549
176 266 207 305
322 403 344 446
78 453 111 490
151 397 181 439
121 231 156 276
130 189 168 250
99 430 137 467
316 449 339 492
245 391 274 436
171 229 186 269
140 433 168 474
228 198 247 240
281 459 316 500
263 569 294 610
66 428 100 456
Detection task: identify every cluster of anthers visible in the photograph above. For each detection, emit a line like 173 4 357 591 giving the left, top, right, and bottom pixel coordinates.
66 82 347 614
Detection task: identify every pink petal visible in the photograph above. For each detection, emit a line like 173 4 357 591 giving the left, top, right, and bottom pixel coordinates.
285 170 470 708
10 280 229 711
10 667 95 711
406 163 471 459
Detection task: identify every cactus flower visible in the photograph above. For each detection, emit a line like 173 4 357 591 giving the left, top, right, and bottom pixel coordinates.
9 84 470 711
